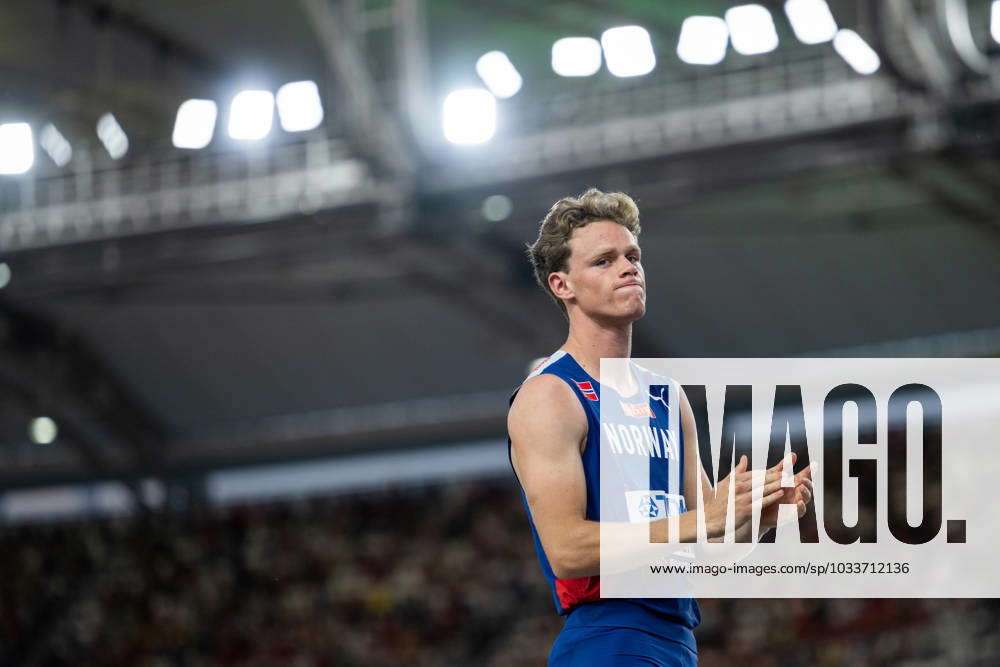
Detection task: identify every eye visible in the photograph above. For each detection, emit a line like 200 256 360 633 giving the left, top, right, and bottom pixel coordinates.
627 255 639 263
595 258 610 266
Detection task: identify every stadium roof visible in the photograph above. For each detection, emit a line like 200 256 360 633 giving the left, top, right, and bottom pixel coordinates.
2 0 1000 494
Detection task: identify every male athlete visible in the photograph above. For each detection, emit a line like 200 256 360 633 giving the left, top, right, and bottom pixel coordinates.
507 188 814 665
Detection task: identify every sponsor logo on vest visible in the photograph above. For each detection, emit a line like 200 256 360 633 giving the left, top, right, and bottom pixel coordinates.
619 400 654 419
624 490 686 523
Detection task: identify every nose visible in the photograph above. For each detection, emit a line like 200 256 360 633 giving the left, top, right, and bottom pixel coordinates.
619 258 638 276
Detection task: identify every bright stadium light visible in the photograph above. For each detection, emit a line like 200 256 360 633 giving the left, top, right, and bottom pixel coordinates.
677 16 729 65
276 80 324 132
725 4 779 55
442 89 496 145
172 99 218 149
29 416 58 445
481 194 513 222
992 0 1000 43
228 90 275 141
0 123 35 175
601 25 656 77
475 51 523 99
833 29 880 74
551 37 602 77
96 113 128 159
39 124 72 167
784 0 838 44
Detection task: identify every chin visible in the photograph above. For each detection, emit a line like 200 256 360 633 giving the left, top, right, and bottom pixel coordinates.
615 301 646 322
585 298 646 323
625 295 647 319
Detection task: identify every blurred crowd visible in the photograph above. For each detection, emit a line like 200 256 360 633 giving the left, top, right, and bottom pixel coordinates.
2 479 997 666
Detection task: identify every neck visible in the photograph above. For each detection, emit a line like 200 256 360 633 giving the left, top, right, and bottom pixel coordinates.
561 311 633 382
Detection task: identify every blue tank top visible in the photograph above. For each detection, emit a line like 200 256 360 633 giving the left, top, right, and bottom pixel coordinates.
508 351 701 651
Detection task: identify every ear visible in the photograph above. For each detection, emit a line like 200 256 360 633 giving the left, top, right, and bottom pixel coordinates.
548 271 574 304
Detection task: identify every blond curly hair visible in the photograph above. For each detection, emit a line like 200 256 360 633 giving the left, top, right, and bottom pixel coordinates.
527 188 641 315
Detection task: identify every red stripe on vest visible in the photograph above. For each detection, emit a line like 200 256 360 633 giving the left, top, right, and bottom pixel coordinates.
573 380 599 401
554 575 601 612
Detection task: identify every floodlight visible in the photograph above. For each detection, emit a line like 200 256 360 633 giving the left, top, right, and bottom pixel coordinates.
172 99 218 149
784 0 837 44
228 90 275 140
725 4 779 55
0 123 34 175
476 51 523 99
29 417 58 445
551 37 602 77
40 124 72 166
677 17 729 65
481 194 513 222
96 113 128 159
276 80 324 132
442 89 496 145
833 29 880 74
601 25 656 77
992 1 1000 43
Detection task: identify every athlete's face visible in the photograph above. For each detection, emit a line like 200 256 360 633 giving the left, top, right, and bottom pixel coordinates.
555 220 646 322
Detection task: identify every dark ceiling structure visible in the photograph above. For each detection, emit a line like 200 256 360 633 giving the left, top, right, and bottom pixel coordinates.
1 0 999 503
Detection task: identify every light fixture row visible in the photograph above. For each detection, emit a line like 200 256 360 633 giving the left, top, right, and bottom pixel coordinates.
0 80 325 175
174 80 324 149
543 1 872 79
448 1 881 146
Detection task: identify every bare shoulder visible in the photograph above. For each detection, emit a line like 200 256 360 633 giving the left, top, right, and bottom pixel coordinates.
508 373 588 457
509 373 584 427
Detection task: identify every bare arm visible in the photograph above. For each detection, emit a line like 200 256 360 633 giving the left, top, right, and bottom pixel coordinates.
510 375 786 578
508 374 597 579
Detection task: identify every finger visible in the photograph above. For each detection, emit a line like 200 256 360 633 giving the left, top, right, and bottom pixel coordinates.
797 501 806 517
748 471 775 490
784 452 797 472
766 455 788 475
753 478 785 499
753 477 795 495
725 459 747 482
761 487 786 507
798 485 812 505
764 463 791 484
768 451 797 472
766 453 799 483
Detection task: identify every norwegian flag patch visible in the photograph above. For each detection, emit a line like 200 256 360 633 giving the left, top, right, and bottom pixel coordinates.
573 380 599 401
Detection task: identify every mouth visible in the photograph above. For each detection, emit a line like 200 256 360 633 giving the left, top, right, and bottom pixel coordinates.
616 283 644 290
